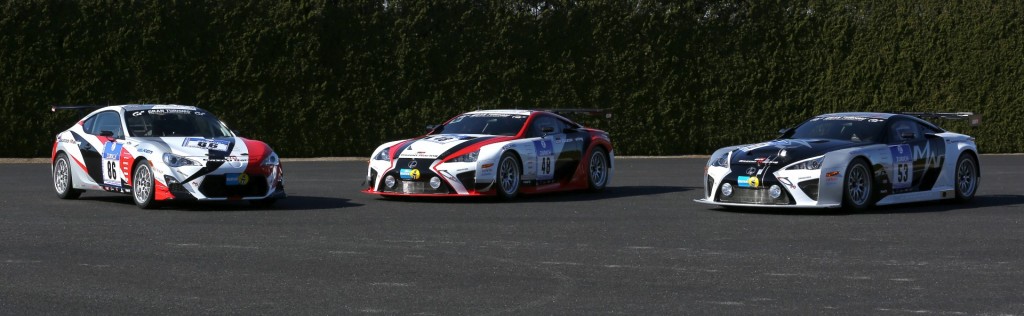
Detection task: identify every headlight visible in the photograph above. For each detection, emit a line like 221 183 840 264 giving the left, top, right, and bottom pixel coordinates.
373 147 391 161
163 153 199 167
709 151 730 168
261 152 280 166
260 152 280 175
786 155 824 170
448 150 479 163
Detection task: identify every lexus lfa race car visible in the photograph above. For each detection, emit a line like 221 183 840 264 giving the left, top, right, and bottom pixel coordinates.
51 104 285 209
696 112 980 210
364 109 613 199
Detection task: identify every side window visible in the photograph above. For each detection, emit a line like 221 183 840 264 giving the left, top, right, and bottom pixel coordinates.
91 111 125 139
82 116 97 134
887 119 921 143
528 116 560 138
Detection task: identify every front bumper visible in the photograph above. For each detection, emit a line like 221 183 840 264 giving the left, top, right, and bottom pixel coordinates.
701 164 840 208
364 157 495 196
153 162 285 201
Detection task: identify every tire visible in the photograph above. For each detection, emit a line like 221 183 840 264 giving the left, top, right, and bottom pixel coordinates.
842 158 875 211
954 153 979 202
496 152 521 200
132 160 160 209
587 147 609 192
53 153 82 199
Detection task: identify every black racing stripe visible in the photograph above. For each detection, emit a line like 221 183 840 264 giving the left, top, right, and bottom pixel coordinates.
391 138 420 160
71 131 104 183
436 136 496 159
182 138 236 183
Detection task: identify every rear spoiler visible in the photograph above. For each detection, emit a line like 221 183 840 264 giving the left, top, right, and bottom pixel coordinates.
52 105 106 119
541 108 612 119
902 112 981 127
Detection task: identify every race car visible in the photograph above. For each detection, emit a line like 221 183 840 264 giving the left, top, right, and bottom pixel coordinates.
696 112 980 210
51 104 285 209
364 109 614 199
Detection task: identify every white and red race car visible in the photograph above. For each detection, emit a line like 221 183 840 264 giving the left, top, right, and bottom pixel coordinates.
364 109 614 199
51 104 285 208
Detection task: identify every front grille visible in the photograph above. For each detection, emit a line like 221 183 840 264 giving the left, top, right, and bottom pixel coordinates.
798 179 819 200
717 183 792 205
383 179 451 194
199 174 268 198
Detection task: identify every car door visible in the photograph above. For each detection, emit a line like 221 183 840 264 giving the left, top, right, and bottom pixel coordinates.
525 115 568 184
885 118 945 192
84 111 129 189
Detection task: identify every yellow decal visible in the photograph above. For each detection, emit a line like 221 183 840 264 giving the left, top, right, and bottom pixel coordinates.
747 176 759 188
238 173 250 185
410 169 421 180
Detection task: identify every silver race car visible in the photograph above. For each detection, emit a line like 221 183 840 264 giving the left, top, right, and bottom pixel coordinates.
696 112 980 210
51 104 285 208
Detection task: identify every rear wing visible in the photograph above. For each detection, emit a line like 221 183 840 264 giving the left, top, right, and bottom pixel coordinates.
902 112 981 127
541 108 612 129
52 105 106 119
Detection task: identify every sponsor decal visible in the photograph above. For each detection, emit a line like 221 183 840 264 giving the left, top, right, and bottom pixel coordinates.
739 139 812 152
889 144 912 189
182 138 230 152
226 173 250 186
737 176 760 188
746 167 757 176
400 169 421 180
409 160 418 168
137 148 153 154
422 135 475 144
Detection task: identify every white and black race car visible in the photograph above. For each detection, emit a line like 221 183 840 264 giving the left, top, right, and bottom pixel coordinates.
696 112 980 210
364 109 614 199
51 104 285 208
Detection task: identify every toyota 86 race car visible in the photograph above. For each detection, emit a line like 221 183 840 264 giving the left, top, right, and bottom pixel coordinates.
696 112 981 210
364 109 614 199
51 104 285 209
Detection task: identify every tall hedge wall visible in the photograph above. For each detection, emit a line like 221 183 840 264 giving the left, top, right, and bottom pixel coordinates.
2 0 1021 157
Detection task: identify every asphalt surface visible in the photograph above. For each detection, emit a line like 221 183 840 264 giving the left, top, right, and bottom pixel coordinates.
1 156 1022 315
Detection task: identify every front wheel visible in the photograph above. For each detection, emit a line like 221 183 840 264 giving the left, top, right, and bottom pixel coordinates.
132 161 160 209
954 153 979 202
496 152 521 200
587 147 609 192
53 153 82 199
842 158 875 211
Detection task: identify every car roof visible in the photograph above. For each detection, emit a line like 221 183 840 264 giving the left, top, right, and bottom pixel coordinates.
462 109 534 116
814 112 896 119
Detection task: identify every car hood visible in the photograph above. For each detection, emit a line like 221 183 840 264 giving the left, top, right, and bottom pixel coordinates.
730 138 866 167
395 134 512 160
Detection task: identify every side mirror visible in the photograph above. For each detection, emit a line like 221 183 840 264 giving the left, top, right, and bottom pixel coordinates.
100 130 114 137
541 126 555 134
901 131 916 140
231 129 241 136
425 124 437 133
778 128 791 134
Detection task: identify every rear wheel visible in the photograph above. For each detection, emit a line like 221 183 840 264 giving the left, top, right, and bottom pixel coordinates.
496 152 521 200
53 153 82 199
132 160 159 209
587 147 609 192
954 153 978 202
842 158 875 211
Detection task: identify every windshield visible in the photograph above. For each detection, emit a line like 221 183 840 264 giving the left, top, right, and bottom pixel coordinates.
125 109 233 138
433 113 528 136
783 116 886 143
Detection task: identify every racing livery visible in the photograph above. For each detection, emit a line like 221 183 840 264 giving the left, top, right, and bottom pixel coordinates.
51 104 285 208
696 112 980 210
364 109 614 199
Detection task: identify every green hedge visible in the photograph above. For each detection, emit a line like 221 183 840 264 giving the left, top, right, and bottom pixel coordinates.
2 0 1020 157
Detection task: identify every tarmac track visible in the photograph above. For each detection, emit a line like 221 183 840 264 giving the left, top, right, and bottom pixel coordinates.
1 156 1022 315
